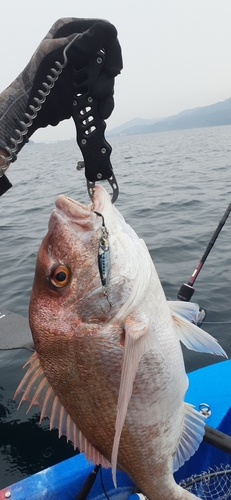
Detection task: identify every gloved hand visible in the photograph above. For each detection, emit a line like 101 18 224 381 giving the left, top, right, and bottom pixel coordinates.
0 18 122 162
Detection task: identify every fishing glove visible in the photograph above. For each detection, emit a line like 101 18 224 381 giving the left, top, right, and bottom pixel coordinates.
0 17 122 163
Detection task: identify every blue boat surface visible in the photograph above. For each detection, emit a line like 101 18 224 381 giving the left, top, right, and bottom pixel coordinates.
1 359 231 500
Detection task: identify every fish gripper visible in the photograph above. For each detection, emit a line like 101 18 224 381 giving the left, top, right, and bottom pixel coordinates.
72 50 119 203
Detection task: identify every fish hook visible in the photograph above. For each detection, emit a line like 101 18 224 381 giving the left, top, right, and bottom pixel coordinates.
102 288 112 312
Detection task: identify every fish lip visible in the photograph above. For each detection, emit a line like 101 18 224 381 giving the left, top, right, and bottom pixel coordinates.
53 186 111 225
49 185 110 236
52 194 94 232
55 195 91 218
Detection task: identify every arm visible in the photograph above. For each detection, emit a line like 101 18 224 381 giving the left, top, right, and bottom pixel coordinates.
0 148 12 195
0 18 122 194
0 149 8 164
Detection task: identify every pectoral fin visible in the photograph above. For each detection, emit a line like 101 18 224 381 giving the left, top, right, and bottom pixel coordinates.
173 403 205 472
111 316 156 487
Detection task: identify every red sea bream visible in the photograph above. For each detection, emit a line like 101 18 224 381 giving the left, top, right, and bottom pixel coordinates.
15 185 226 499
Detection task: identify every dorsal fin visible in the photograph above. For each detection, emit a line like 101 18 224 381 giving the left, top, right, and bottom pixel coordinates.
173 403 205 472
14 352 110 469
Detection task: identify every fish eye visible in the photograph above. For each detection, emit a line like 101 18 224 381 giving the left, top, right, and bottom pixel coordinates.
50 265 71 288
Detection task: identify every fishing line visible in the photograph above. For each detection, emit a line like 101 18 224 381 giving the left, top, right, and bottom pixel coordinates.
203 321 231 325
99 465 111 500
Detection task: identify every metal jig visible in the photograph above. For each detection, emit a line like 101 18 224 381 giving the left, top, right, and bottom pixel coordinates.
94 211 111 305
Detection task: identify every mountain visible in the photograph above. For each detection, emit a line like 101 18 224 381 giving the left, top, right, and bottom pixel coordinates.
108 98 231 136
107 117 160 136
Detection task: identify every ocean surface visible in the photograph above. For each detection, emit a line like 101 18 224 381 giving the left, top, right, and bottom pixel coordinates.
0 125 231 488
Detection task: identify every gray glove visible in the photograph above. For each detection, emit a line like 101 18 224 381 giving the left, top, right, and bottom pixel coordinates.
0 18 122 164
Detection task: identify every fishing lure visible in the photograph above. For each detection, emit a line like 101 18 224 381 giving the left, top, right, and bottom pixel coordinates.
94 211 110 296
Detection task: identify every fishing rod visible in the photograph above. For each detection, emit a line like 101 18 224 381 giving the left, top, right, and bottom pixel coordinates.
177 200 231 455
177 200 231 302
75 465 100 500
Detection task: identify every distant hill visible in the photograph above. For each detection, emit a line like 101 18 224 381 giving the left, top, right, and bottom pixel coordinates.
107 117 160 136
108 98 231 136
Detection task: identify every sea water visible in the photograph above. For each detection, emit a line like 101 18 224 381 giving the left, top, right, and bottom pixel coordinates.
0 125 230 487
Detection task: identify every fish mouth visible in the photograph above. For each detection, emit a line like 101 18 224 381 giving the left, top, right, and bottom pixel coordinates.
53 194 93 235
51 185 111 232
55 194 91 220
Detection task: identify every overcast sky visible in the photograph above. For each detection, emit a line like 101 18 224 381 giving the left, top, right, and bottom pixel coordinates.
1 0 231 142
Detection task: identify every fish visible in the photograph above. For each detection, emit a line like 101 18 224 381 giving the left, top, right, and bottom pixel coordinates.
14 185 226 500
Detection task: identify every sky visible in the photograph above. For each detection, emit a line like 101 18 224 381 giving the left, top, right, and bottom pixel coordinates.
1 0 231 142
